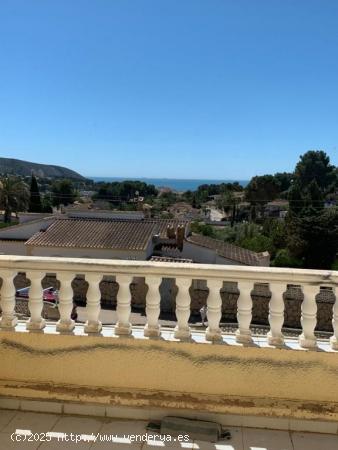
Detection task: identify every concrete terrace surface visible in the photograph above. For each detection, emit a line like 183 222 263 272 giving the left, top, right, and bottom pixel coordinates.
0 410 337 449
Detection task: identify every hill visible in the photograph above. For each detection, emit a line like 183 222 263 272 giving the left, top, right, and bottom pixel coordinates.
0 157 85 180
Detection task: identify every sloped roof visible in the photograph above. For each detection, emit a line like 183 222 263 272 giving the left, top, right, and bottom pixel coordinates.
186 234 269 266
25 218 187 251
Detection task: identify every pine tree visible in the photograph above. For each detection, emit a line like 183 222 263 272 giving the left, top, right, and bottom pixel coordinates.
287 182 304 216
29 174 42 212
306 179 324 212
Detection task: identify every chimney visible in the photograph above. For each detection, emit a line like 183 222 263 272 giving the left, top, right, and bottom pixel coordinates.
167 225 176 239
176 225 185 251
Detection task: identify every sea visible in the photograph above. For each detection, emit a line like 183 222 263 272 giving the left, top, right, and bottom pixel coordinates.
89 177 248 191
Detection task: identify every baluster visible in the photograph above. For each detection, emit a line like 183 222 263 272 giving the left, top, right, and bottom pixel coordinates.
0 270 17 329
330 287 337 350
235 281 253 343
299 284 318 348
205 279 223 342
174 278 191 340
267 283 285 346
84 273 102 333
26 271 45 330
56 272 75 332
144 276 162 337
115 275 132 335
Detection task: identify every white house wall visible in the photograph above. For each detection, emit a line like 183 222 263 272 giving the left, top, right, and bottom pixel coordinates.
182 241 244 265
27 245 147 261
0 241 27 255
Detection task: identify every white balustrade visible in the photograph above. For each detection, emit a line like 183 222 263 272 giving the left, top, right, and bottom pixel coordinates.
26 271 45 330
144 276 162 337
205 279 223 342
236 281 253 343
0 255 336 352
56 272 75 332
84 273 102 333
299 285 318 348
0 270 17 329
267 283 285 346
330 287 337 350
115 274 132 335
174 278 191 340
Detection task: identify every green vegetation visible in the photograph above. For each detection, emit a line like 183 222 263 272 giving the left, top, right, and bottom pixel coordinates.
94 180 157 206
190 150 337 269
51 179 77 207
28 174 42 212
0 176 29 223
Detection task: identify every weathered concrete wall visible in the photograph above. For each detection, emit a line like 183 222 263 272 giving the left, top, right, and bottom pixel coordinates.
0 331 337 422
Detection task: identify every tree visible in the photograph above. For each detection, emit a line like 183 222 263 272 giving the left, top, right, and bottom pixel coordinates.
288 182 305 216
294 150 336 192
51 179 76 207
28 174 42 212
0 176 29 222
262 218 287 249
273 172 293 193
216 190 239 227
287 207 338 269
245 175 280 220
305 179 324 212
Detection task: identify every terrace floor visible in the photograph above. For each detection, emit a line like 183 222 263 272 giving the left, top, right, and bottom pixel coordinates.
0 409 337 450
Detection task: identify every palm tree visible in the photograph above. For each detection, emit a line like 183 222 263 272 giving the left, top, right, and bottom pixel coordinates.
0 176 29 223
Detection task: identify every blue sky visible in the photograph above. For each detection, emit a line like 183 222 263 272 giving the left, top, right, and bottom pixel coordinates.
0 0 338 179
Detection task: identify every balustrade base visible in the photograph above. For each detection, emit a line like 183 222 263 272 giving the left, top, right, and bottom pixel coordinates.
205 328 222 342
26 319 46 331
0 316 18 329
267 332 284 346
329 336 338 350
235 329 253 344
56 320 75 332
84 321 102 333
299 334 317 349
174 327 191 340
144 324 161 337
115 323 132 336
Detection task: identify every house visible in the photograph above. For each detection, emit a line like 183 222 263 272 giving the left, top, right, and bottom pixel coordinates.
25 218 187 259
182 233 270 266
167 202 203 220
264 199 289 218
0 215 187 260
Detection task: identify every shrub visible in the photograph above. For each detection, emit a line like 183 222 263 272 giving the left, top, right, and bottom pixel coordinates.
272 249 303 268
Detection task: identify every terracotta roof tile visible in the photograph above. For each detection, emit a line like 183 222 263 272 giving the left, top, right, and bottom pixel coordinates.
186 234 269 266
25 218 187 251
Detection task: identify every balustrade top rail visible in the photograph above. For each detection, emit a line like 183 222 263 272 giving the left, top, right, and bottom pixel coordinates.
0 255 337 285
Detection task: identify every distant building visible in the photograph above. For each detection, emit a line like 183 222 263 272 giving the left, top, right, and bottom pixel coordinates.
264 200 289 218
182 233 270 266
0 216 187 260
168 202 203 221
